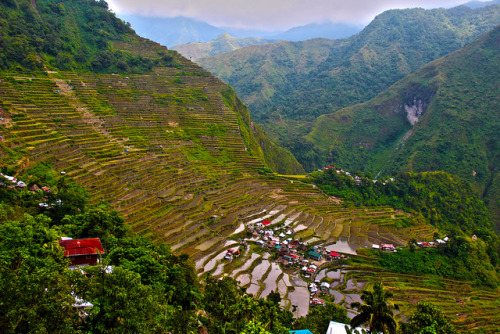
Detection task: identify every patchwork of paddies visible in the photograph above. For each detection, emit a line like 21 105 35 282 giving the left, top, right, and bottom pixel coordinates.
3 44 494 329
0 48 422 258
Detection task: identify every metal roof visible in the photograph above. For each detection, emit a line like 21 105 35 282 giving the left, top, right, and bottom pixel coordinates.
59 238 105 257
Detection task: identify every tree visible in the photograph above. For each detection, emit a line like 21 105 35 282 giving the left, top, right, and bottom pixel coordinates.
80 266 177 334
399 302 457 334
350 281 398 334
0 215 82 333
201 275 290 334
293 301 350 334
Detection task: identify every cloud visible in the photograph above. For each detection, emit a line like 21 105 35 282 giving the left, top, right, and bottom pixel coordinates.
108 0 474 30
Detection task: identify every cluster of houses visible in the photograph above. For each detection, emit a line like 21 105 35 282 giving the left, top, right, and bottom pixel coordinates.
319 166 396 186
372 243 397 252
372 237 450 253
0 172 68 209
0 172 26 188
223 247 241 261
250 221 303 254
247 221 349 307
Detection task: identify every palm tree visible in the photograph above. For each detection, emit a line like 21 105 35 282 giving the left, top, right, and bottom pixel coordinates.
350 281 398 334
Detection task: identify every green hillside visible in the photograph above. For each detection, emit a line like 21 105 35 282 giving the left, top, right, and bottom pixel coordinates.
199 5 500 170
0 0 499 332
308 25 500 227
173 33 277 61
0 0 302 174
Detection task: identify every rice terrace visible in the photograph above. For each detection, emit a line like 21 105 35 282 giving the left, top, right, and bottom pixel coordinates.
0 0 499 332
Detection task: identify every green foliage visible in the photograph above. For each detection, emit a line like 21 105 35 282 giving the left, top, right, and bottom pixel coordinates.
200 5 500 173
379 238 499 287
313 169 500 285
0 214 82 333
79 266 177 333
201 275 292 334
313 169 494 235
350 281 398 334
307 25 500 227
0 0 177 73
221 86 304 174
400 302 457 334
293 301 350 334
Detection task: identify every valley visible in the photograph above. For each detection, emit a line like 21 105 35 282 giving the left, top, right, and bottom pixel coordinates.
0 0 499 332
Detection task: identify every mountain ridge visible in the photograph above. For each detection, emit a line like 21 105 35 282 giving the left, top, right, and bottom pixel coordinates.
172 33 278 61
199 4 500 170
307 24 500 227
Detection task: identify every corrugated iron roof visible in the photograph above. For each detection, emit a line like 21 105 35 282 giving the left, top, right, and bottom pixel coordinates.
59 238 105 257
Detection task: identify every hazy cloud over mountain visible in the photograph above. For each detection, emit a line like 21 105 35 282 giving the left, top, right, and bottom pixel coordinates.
107 0 484 30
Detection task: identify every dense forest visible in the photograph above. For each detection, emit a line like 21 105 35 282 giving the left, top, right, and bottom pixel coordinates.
0 0 176 73
308 24 500 226
199 5 500 168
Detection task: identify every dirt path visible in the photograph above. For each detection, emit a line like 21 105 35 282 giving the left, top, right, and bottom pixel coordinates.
48 73 129 149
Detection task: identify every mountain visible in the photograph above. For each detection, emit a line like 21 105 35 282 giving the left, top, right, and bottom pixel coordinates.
171 22 362 60
118 15 226 47
271 21 363 41
307 25 500 227
199 4 500 170
172 33 277 61
464 0 500 9
1 1 499 331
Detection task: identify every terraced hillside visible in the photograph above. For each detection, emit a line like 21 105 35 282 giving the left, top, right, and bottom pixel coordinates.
0 40 441 317
0 50 426 246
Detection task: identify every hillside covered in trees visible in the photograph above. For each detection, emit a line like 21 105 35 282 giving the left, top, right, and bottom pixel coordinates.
0 0 499 332
199 4 500 170
308 25 500 227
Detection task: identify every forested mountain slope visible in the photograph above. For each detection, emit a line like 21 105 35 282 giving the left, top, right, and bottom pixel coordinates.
199 4 500 170
0 0 303 175
0 1 499 332
308 25 500 227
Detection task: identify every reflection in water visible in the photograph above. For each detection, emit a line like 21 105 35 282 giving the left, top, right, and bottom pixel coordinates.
291 275 307 287
345 293 362 304
346 279 357 290
325 237 360 255
329 289 344 303
260 263 281 298
327 269 341 280
251 260 270 284
203 251 226 272
247 283 260 296
237 273 251 286
287 286 310 318
232 253 261 277
212 263 224 276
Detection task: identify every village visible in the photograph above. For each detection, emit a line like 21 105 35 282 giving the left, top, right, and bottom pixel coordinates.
215 214 450 318
2 168 452 322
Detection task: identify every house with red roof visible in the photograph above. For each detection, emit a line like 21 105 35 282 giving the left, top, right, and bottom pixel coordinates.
59 238 105 266
381 244 396 252
327 251 340 260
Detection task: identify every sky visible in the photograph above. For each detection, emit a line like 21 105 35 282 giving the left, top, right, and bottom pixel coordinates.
107 0 486 30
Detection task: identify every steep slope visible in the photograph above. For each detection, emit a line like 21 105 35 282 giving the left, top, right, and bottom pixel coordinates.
199 5 500 170
173 33 277 61
308 25 500 226
1 2 499 329
0 0 418 257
